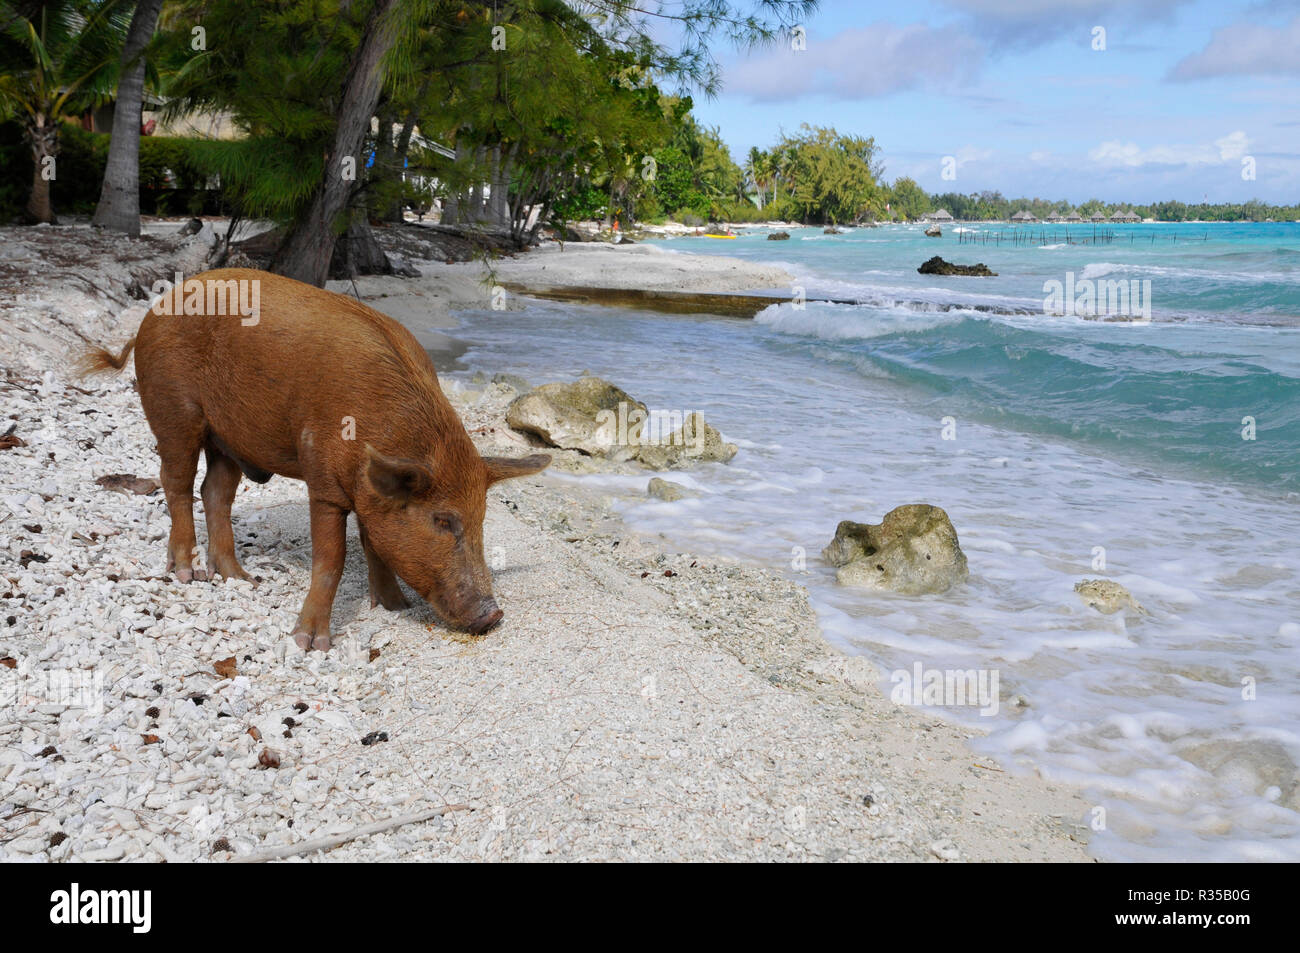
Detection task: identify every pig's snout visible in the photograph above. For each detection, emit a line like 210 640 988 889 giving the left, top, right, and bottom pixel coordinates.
466 598 503 634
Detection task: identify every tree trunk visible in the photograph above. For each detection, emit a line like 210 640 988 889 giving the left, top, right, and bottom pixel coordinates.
271 0 398 287
371 102 403 224
443 137 464 225
488 143 513 229
92 0 163 236
25 117 58 224
467 145 485 223
486 144 500 227
527 200 550 244
330 212 393 279
385 108 419 223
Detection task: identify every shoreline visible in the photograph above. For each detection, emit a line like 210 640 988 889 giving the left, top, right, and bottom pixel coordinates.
0 223 1094 861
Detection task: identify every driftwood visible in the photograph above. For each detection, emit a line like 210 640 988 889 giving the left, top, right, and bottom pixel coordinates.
230 804 473 863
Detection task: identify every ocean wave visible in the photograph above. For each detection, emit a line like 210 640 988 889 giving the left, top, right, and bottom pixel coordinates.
755 301 963 339
756 312 1300 491
1081 261 1300 284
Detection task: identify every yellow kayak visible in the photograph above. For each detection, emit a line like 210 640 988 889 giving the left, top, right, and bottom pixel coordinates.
702 233 736 239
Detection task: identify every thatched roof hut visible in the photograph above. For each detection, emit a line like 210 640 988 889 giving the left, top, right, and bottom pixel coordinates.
1090 211 1108 222
1045 212 1062 222
1065 211 1082 222
1111 209 1140 222
1011 210 1037 223
924 209 953 222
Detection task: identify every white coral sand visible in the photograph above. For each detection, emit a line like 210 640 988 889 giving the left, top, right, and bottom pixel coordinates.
0 222 1091 861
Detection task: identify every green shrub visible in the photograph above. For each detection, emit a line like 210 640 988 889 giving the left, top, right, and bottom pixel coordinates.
552 182 605 222
50 123 110 213
0 120 223 220
715 200 771 223
633 192 662 223
0 121 30 222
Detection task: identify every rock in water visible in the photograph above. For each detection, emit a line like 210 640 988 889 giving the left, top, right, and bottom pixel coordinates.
634 412 737 469
1074 579 1146 616
924 224 942 237
767 231 791 241
507 379 737 468
506 376 646 461
917 256 997 277
647 478 689 501
822 504 969 595
491 372 532 394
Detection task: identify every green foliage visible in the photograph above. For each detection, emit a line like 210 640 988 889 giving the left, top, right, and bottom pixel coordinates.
0 0 133 217
0 0 129 123
0 118 222 219
0 120 108 216
553 182 606 221
137 136 206 192
51 122 109 211
641 113 746 220
886 176 930 221
0 120 27 217
156 0 365 225
648 144 706 218
768 124 883 224
926 190 1299 222
714 199 770 223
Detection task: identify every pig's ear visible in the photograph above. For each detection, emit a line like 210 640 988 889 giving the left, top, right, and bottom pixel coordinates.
366 445 435 502
483 453 551 485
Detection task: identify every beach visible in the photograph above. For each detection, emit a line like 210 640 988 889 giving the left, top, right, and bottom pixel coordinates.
0 222 1094 862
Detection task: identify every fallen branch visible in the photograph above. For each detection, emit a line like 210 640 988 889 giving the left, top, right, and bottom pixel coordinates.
230 804 473 863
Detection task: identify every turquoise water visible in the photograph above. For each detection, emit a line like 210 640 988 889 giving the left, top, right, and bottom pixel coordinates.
449 222 1300 861
681 223 1300 494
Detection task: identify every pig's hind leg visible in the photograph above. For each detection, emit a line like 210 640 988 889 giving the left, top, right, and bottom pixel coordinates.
154 417 207 583
200 445 251 581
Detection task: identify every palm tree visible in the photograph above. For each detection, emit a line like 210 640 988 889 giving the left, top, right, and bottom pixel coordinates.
744 146 766 209
92 0 162 236
0 0 128 223
771 144 794 206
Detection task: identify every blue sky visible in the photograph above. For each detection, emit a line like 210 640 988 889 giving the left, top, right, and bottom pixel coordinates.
681 0 1300 203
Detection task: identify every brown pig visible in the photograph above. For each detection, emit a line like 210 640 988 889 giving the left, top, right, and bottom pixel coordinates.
81 268 549 650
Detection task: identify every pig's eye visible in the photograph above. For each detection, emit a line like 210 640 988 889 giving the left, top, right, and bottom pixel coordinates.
431 514 459 535
433 517 453 533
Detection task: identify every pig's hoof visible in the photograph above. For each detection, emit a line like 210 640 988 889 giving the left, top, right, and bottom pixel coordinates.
171 566 208 583
371 589 412 612
292 631 332 652
212 562 252 583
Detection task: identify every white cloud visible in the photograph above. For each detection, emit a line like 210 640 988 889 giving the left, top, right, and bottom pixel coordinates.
937 0 1191 47
723 23 984 102
1088 131 1252 167
1170 14 1300 80
954 145 993 167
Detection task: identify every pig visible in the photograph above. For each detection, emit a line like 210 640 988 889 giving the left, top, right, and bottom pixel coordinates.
81 268 549 651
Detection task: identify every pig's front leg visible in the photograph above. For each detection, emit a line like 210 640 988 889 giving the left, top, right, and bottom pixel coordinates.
292 498 348 652
358 520 411 611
